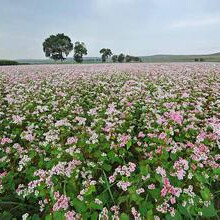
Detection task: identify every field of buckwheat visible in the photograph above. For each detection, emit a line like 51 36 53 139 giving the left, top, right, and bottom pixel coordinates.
0 63 220 220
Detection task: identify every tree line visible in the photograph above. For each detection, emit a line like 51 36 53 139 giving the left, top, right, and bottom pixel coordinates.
43 33 141 63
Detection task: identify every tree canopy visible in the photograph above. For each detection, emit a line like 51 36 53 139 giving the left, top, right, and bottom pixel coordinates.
118 53 125 63
74 42 88 63
43 33 73 61
99 48 112 62
112 55 118 63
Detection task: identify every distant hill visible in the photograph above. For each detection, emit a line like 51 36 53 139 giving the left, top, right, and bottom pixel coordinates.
15 52 220 64
141 53 220 62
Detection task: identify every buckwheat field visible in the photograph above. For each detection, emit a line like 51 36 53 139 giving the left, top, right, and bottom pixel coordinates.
0 63 220 220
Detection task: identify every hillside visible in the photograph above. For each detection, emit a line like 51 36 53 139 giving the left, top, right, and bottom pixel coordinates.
141 53 220 62
15 52 220 64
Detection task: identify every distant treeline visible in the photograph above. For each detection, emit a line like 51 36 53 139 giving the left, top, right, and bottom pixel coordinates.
0 60 19 66
43 33 142 63
194 58 205 62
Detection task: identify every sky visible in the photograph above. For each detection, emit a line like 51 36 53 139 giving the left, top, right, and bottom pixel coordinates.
1 0 220 59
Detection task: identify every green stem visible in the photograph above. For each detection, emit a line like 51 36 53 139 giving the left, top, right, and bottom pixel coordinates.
103 170 115 204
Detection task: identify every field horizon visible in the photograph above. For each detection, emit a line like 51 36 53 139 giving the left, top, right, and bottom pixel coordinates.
13 51 220 65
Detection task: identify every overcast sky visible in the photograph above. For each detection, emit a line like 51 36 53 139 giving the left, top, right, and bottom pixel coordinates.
1 0 220 59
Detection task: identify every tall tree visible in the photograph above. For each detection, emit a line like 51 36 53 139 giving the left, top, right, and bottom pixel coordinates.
74 42 87 63
99 48 112 62
43 33 73 61
118 53 125 63
112 55 118 63
125 55 132 62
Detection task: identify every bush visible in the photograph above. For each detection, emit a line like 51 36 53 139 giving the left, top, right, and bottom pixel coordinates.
0 60 19 66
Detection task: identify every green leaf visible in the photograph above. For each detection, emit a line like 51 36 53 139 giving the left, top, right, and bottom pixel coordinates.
120 213 130 220
178 205 191 218
118 195 128 204
71 198 87 213
54 211 65 220
201 188 211 201
45 214 53 220
103 163 112 172
147 209 154 220
195 174 208 184
202 204 217 217
0 211 13 220
90 202 103 210
91 212 98 220
149 188 160 199
139 200 149 216
31 214 41 220
165 211 182 220
214 167 220 175
126 140 132 150
85 185 96 196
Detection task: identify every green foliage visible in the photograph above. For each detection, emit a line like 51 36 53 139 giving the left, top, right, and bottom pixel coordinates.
42 33 73 61
112 55 118 63
73 42 88 63
99 48 112 62
125 55 141 62
118 53 125 62
0 60 19 66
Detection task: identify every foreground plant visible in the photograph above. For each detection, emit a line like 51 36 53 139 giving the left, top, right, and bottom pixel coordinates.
0 63 220 219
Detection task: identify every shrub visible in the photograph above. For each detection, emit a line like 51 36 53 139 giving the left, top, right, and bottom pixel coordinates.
0 60 19 66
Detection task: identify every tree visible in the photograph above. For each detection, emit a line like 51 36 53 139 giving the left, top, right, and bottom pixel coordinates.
125 55 132 62
112 55 118 63
125 55 141 62
100 48 112 62
74 42 88 63
118 53 125 63
200 58 205 62
43 33 73 61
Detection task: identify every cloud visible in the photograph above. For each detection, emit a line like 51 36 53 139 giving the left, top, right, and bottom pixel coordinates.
171 16 220 28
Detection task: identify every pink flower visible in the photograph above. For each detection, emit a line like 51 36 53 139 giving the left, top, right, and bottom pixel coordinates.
136 188 145 194
197 132 206 142
53 192 70 211
109 175 116 183
126 102 133 107
170 112 183 125
65 211 75 220
159 132 166 140
148 133 156 138
66 137 78 145
161 178 182 197
117 181 131 191
148 184 155 190
65 210 81 220
12 115 24 124
170 197 176 204
156 166 166 177
119 134 131 147
173 158 189 180
1 137 12 145
138 132 145 138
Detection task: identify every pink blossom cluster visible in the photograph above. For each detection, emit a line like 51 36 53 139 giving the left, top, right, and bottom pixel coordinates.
66 136 78 145
53 191 70 211
173 157 189 180
161 178 182 198
118 134 131 147
51 159 82 177
109 162 136 183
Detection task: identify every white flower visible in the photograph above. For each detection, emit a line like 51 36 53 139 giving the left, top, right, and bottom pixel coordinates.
22 213 29 220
